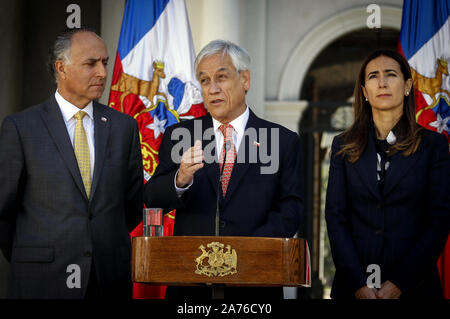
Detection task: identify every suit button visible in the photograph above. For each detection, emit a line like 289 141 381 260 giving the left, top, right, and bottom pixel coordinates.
219 220 226 228
375 229 383 236
377 202 383 209
84 251 92 257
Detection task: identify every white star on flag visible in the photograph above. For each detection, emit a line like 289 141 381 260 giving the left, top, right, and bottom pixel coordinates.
146 114 167 139
429 113 450 134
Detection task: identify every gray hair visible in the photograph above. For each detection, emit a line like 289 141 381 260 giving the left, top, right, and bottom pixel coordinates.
47 27 99 83
194 39 251 75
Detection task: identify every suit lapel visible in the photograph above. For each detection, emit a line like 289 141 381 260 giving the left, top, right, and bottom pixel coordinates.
89 102 110 201
382 144 421 197
40 96 87 200
352 131 382 201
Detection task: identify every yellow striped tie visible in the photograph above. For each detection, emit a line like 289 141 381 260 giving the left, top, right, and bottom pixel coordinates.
74 111 91 198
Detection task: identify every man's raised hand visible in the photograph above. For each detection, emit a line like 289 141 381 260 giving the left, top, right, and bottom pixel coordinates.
176 140 204 188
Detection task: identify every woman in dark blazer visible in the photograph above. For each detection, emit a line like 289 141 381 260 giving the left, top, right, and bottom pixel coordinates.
325 49 450 299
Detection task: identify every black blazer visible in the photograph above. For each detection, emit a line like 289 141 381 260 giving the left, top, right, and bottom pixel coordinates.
0 96 143 298
144 110 304 238
325 128 450 298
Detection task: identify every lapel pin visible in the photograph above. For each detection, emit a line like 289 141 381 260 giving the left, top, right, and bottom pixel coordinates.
101 117 107 122
253 141 260 147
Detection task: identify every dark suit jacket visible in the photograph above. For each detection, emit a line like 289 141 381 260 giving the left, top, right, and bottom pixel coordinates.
325 128 450 299
0 96 143 298
144 110 303 238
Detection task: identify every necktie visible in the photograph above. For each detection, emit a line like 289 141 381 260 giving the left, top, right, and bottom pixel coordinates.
219 123 236 197
74 111 91 198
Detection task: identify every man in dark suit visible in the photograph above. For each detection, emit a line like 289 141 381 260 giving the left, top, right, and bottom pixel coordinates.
144 40 304 299
0 28 143 298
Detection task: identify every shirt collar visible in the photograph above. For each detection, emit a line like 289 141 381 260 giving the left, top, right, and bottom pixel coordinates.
212 105 250 137
55 90 94 122
386 118 403 145
386 130 397 145
371 119 399 145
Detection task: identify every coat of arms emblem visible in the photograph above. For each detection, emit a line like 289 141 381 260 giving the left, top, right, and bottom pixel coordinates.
195 242 237 277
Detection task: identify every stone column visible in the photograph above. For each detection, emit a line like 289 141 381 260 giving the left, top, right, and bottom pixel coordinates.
200 0 241 48
99 0 126 106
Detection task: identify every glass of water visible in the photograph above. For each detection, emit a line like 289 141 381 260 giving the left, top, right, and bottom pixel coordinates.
143 208 163 237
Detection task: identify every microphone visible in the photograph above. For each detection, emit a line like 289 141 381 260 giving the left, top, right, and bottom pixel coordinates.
215 140 231 236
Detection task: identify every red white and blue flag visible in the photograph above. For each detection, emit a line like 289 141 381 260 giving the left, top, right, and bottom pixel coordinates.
107 0 206 299
399 0 450 140
399 0 450 298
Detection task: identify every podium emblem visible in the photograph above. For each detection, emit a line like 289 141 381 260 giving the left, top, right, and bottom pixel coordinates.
195 242 237 277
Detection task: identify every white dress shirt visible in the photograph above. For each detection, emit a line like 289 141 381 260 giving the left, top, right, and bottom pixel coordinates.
211 105 249 160
55 91 95 178
175 106 250 195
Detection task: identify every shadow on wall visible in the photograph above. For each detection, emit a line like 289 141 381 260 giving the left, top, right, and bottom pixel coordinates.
0 0 101 121
0 255 9 298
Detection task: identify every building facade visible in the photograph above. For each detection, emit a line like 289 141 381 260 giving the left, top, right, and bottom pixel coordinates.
0 0 404 298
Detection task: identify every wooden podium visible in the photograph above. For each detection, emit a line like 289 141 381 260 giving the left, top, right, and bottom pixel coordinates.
132 236 311 289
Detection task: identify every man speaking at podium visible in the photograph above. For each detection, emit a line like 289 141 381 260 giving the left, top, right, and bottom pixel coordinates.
144 40 304 299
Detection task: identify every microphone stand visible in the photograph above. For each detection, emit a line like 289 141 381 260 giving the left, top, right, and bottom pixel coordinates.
212 140 230 300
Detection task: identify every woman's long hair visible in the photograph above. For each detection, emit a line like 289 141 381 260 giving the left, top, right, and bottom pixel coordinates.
337 49 422 163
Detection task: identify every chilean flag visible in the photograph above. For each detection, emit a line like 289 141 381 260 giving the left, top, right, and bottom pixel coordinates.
398 0 450 298
107 0 206 299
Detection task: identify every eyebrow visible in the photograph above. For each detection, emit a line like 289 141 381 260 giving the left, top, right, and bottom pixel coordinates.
198 67 231 76
367 69 398 76
85 57 109 63
216 67 230 73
